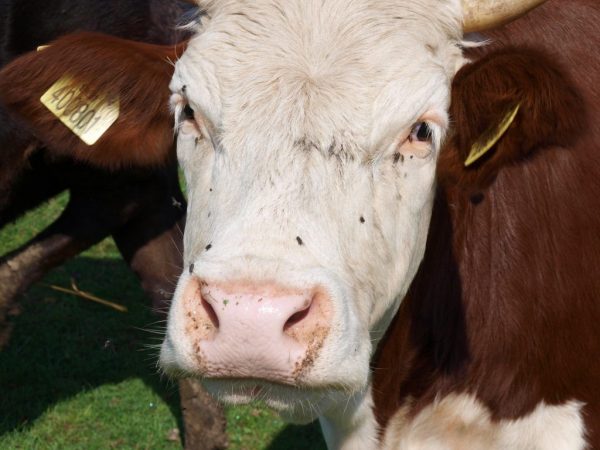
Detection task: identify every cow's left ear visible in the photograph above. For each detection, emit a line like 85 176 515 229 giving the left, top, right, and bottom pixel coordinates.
438 48 584 191
0 32 187 170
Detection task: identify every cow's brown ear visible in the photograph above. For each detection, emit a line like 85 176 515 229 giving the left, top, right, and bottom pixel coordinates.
0 32 187 170
438 48 584 191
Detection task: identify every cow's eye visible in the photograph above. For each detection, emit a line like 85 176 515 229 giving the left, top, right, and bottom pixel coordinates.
183 104 195 121
177 101 205 142
409 122 433 143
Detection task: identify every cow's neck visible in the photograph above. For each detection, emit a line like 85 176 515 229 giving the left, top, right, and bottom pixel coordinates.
319 384 379 450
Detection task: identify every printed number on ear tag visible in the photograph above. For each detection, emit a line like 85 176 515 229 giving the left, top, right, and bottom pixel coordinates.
464 103 520 167
40 76 120 146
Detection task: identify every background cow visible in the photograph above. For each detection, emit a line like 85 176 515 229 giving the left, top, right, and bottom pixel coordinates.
0 0 189 328
0 1 227 448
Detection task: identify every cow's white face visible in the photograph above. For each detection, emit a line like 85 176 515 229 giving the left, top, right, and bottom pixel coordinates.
161 0 463 425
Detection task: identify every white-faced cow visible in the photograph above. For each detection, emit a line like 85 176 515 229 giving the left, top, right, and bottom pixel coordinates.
156 0 599 448
160 3 468 446
147 0 600 449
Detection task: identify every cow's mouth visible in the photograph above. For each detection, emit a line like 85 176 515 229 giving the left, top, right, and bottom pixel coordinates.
202 378 339 423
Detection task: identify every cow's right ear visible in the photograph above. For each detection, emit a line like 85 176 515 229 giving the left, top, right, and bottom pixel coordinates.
0 32 187 170
438 48 584 192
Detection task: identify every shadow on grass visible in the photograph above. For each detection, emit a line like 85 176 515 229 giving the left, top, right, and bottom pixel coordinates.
267 422 326 450
0 254 329 449
0 256 183 435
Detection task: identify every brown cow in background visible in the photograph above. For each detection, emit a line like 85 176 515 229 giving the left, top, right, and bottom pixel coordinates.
0 1 227 447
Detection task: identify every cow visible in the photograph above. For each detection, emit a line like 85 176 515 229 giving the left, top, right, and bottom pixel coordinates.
147 0 596 448
3 0 598 449
156 0 599 448
147 0 598 448
0 1 227 448
0 0 192 326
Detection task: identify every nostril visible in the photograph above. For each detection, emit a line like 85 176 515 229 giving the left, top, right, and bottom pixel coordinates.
201 296 220 329
283 302 311 332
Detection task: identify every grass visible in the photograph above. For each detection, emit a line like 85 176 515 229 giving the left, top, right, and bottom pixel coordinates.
0 192 326 449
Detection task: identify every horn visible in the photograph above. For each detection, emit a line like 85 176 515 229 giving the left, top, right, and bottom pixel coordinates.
462 0 548 33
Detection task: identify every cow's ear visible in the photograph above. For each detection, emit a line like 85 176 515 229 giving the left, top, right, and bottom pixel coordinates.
438 48 584 191
0 32 187 169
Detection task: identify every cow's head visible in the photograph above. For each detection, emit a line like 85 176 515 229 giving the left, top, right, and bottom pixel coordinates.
160 0 555 425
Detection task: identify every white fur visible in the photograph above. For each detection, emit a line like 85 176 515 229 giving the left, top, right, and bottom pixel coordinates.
161 1 466 448
319 383 380 450
382 394 587 450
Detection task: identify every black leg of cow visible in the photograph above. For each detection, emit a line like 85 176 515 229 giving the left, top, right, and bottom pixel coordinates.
112 200 185 315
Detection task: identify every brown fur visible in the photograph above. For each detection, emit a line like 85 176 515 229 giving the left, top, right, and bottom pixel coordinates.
373 0 600 447
0 32 186 169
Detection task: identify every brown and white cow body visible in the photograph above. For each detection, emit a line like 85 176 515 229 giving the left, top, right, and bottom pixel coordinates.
376 2 600 449
149 0 598 448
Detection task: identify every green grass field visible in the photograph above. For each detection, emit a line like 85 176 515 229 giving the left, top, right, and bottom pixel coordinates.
0 193 326 449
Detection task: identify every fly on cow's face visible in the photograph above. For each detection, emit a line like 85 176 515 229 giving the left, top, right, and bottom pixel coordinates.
393 153 404 164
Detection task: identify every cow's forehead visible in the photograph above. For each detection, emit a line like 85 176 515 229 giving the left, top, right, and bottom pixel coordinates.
173 0 463 153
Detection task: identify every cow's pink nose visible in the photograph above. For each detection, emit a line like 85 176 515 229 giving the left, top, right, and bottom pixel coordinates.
182 278 330 383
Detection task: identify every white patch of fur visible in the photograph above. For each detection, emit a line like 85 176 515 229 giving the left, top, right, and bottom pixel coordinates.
319 384 380 450
382 394 587 450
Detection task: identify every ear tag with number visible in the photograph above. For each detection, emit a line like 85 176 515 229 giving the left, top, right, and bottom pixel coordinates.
40 76 120 145
464 103 520 167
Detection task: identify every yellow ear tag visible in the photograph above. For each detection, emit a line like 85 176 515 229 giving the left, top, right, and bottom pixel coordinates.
464 103 520 167
40 76 120 145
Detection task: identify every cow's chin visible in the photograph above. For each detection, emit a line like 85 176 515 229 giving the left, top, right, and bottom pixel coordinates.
202 378 342 424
